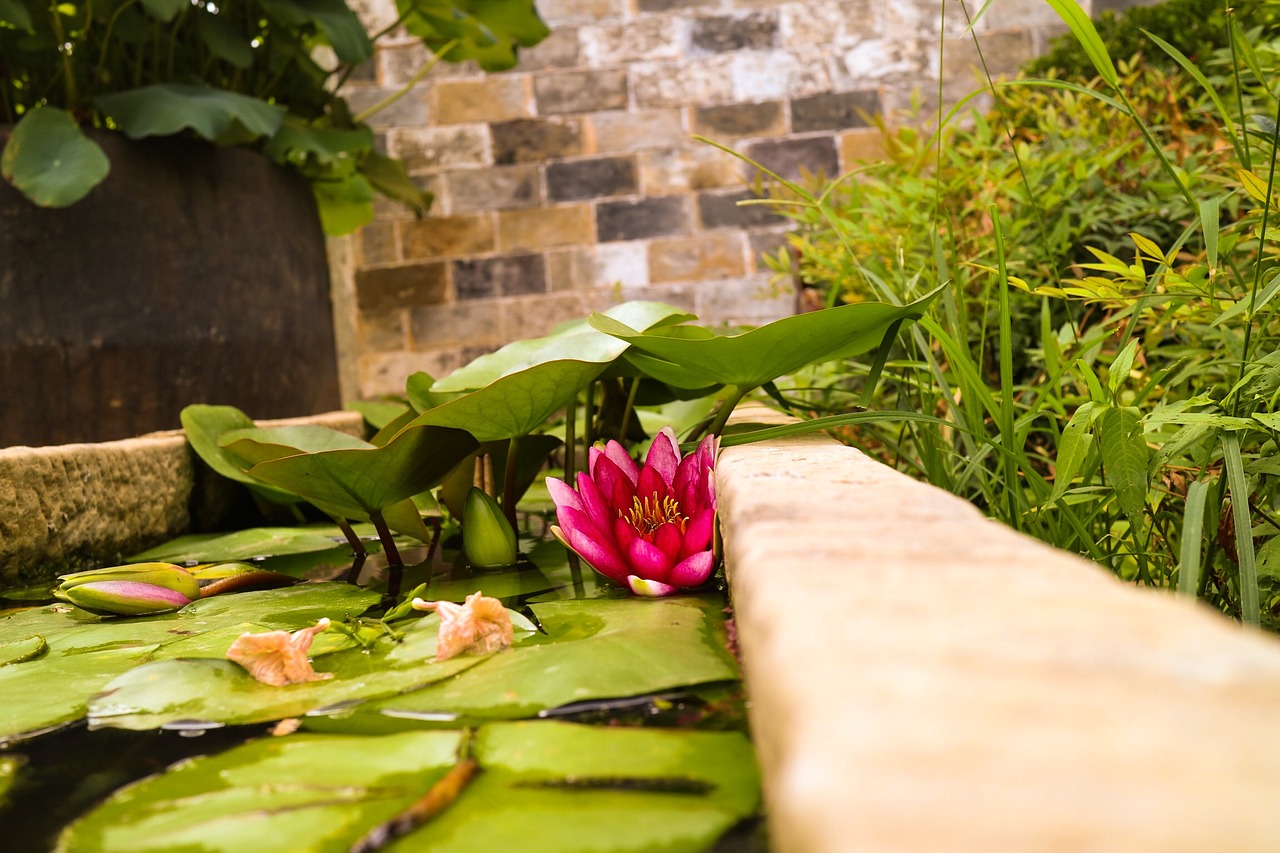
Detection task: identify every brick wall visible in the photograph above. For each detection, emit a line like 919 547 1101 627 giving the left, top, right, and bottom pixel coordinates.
334 0 1120 400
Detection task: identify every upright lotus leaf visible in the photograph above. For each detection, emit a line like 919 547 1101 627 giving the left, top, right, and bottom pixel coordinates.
60 723 758 853
345 399 412 432
95 84 286 144
1 107 110 207
0 584 379 744
409 360 610 443
588 286 944 391
222 424 473 542
260 0 373 63
432 301 696 393
180 405 298 506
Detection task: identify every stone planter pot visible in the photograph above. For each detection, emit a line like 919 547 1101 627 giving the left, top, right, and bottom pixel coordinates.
0 129 340 448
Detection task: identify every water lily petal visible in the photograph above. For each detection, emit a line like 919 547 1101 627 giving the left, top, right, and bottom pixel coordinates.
644 427 680 486
603 439 640 485
412 592 513 661
576 471 615 534
545 476 585 516
593 454 637 511
627 576 679 597
226 618 333 686
627 536 673 582
669 551 715 588
654 522 684 561
559 505 608 547
565 524 631 585
680 508 715 558
636 464 670 504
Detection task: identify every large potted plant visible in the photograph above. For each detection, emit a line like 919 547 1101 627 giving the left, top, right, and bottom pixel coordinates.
0 0 547 446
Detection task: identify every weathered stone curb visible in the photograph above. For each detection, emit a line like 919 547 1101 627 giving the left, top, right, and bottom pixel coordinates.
717 406 1280 851
0 411 364 584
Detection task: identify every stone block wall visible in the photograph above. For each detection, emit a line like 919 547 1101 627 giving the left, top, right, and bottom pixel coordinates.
334 0 1124 400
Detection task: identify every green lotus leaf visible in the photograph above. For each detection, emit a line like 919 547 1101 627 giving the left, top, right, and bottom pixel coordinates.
0 0 34 31
398 0 549 72
438 435 563 518
221 423 476 537
137 0 184 22
346 400 411 432
1 107 110 207
0 584 378 744
432 301 696 392
588 286 944 389
180 404 298 505
195 10 254 68
367 596 738 724
95 84 285 144
0 635 46 667
409 360 608 443
359 150 434 218
60 722 758 853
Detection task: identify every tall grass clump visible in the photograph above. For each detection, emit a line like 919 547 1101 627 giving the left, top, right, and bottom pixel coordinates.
756 0 1280 629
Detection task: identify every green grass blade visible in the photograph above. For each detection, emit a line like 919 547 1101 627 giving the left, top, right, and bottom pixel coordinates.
1039 0 1118 87
1177 479 1210 598
1143 29 1245 165
1222 433 1260 625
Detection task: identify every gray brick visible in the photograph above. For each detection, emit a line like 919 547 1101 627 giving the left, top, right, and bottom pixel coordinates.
637 0 716 11
791 90 881 132
513 26 581 71
534 69 629 114
697 189 787 230
453 254 547 300
742 135 839 181
693 101 785 138
546 156 637 202
597 196 692 242
691 12 779 53
491 118 587 165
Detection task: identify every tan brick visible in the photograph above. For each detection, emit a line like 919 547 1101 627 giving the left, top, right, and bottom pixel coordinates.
941 30 1036 79
639 147 744 195
502 293 592 339
360 221 399 265
835 39 928 86
592 109 687 153
839 128 887 168
356 307 407 354
359 350 462 399
446 165 540 213
431 77 534 124
496 205 594 252
695 274 794 324
378 41 431 86
400 214 494 259
649 232 748 283
355 262 449 311
390 125 491 173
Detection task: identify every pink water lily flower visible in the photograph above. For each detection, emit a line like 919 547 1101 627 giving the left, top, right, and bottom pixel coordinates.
548 427 718 597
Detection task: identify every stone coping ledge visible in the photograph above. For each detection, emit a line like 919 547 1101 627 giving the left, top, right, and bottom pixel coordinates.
0 411 364 583
717 405 1280 851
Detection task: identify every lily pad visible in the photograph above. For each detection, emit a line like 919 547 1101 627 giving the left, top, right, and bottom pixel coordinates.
59 722 758 853
370 596 738 723
87 613 485 730
0 635 46 666
0 584 378 744
588 286 944 390
129 525 361 564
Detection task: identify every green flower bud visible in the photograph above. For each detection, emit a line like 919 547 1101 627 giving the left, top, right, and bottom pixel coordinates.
61 580 194 616
462 487 517 569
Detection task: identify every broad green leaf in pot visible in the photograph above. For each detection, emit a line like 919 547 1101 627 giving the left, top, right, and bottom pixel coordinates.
462 489 518 569
398 0 549 71
359 150 434 218
95 84 286 144
547 427 718 597
1 107 110 207
0 0 34 31
259 0 374 63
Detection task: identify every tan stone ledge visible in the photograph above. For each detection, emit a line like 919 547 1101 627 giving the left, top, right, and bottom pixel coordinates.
718 405 1280 852
0 411 364 584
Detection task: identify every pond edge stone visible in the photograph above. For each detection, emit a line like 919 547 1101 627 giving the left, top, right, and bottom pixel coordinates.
717 404 1280 852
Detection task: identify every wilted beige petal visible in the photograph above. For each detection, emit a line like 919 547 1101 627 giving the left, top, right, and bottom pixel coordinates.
412 592 513 661
226 617 334 686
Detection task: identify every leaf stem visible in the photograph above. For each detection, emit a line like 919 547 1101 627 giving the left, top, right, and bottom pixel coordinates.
352 40 457 125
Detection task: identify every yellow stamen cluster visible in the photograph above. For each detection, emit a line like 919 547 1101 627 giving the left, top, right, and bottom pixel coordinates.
624 493 688 534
